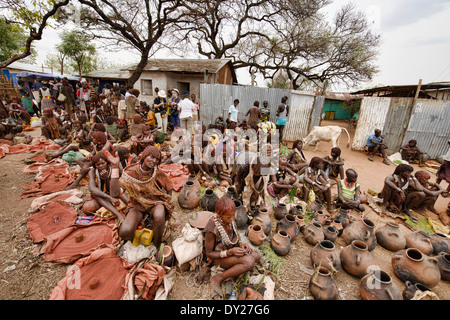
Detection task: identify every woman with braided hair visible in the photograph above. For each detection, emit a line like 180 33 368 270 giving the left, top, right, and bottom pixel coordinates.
204 196 261 300
119 145 173 249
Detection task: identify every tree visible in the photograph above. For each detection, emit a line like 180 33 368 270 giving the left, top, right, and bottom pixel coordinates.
0 20 37 64
0 0 70 68
57 0 186 85
58 29 97 79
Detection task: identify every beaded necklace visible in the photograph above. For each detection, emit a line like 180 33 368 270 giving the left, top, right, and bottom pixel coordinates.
213 214 239 248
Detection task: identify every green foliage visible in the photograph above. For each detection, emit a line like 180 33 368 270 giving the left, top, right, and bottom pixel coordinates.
404 214 434 234
0 20 36 63
258 244 283 277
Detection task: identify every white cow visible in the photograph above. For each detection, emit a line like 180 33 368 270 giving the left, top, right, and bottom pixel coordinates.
302 126 351 151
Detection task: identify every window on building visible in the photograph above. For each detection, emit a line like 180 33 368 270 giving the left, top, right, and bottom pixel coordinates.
141 79 153 95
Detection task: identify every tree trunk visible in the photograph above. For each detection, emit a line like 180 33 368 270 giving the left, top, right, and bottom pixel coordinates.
127 50 150 86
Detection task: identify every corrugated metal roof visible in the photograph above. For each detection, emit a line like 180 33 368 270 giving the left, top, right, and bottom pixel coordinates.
85 67 132 79
325 92 363 101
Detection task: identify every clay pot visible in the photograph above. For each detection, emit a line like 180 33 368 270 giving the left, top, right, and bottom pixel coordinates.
271 230 291 256
178 180 201 209
309 266 339 300
340 240 376 278
234 199 248 230
289 204 305 216
342 218 377 252
323 226 339 243
82 198 101 215
330 219 344 237
251 208 272 236
295 215 306 231
314 210 329 225
188 174 201 192
200 189 219 212
402 281 432 300
334 210 350 228
360 270 402 300
302 221 324 245
437 252 450 281
247 224 266 246
430 233 450 255
308 200 323 213
391 248 441 288
375 222 406 252
223 187 236 199
310 240 341 272
275 214 299 243
405 231 433 255
274 203 288 221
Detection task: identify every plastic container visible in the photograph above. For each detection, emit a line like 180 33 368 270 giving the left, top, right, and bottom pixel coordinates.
229 290 238 300
132 226 153 246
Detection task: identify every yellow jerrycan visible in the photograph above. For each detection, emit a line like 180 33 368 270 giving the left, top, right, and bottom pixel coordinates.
132 226 153 246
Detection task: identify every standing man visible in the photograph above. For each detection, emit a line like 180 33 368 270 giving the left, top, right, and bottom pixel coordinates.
245 100 261 127
178 92 195 136
228 99 240 129
276 96 289 142
365 128 390 165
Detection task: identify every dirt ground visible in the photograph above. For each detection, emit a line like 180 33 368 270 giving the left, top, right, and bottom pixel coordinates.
0 120 449 300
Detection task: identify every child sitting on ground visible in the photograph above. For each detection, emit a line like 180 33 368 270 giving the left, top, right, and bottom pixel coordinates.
336 169 365 212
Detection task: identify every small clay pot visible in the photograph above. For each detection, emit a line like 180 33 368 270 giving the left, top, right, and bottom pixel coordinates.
274 203 288 221
310 240 341 272
391 248 441 288
330 219 344 237
247 224 266 246
295 215 306 231
178 180 201 209
223 187 236 199
405 231 433 255
271 230 291 256
251 208 272 236
430 233 450 255
234 199 248 230
360 270 402 300
289 204 305 216
340 240 376 278
302 221 324 246
323 226 339 243
275 214 299 243
200 189 219 212
309 266 339 300
308 199 323 213
437 252 450 281
402 281 432 300
314 210 329 225
375 222 406 252
342 218 377 252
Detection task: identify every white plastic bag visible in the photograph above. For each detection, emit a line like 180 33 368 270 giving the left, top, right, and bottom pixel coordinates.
172 223 203 266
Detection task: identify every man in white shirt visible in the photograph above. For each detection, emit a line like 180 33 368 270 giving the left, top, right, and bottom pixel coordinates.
178 92 195 136
228 99 239 129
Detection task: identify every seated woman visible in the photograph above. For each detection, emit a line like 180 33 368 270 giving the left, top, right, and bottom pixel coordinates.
381 164 421 222
268 158 300 200
322 147 345 180
401 139 422 164
436 140 450 197
129 113 146 138
412 170 445 215
116 146 138 170
41 108 64 140
336 169 365 212
88 122 117 145
46 120 89 161
132 125 156 155
204 196 261 300
87 149 129 223
104 116 119 141
7 97 31 125
119 146 173 250
301 157 336 214
286 140 308 173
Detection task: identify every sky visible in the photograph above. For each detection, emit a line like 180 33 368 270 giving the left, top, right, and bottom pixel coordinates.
32 0 450 92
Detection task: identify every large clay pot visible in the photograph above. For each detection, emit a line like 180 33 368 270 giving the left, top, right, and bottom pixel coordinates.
405 231 433 255
274 203 288 221
223 187 236 200
310 240 341 272
308 200 323 213
234 199 248 230
247 224 266 246
309 266 339 300
275 214 299 243
340 240 376 278
375 222 406 252
360 270 402 300
178 180 201 209
402 281 432 300
430 233 450 255
437 252 450 281
323 226 339 243
303 221 324 245
391 248 441 288
271 230 291 256
200 189 219 212
251 208 272 236
342 218 377 252
188 174 201 193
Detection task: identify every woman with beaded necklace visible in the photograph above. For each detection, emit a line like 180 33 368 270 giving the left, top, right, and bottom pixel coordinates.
204 196 261 300
119 145 173 249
